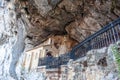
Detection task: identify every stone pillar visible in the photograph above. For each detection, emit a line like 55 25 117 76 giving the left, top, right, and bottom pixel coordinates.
24 52 32 72
60 65 68 80
22 54 27 69
67 59 74 80
29 52 34 71
30 51 40 71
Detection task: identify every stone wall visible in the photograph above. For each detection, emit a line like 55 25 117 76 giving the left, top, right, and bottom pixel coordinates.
42 44 119 80
67 46 119 80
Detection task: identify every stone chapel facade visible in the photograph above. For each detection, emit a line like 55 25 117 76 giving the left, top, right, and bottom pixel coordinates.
22 35 77 72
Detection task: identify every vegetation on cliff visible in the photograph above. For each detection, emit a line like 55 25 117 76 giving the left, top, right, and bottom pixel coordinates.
112 43 120 77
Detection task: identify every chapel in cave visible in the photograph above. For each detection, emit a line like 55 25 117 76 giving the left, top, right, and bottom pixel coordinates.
0 0 120 80
22 35 77 71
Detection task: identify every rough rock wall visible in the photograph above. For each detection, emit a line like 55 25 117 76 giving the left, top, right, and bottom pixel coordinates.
0 0 76 79
0 0 120 80
0 0 28 80
66 47 119 80
44 44 119 80
24 0 120 44
0 0 16 79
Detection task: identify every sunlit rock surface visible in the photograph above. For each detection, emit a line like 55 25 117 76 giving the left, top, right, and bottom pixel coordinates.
0 0 27 79
0 0 16 79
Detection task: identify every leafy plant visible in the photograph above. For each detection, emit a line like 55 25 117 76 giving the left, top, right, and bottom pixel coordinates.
111 44 120 77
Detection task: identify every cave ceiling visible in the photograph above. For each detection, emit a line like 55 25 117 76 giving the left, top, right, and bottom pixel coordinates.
15 0 120 46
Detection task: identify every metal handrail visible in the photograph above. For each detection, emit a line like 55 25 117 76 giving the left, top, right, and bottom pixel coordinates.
70 17 120 60
38 17 120 69
71 17 120 52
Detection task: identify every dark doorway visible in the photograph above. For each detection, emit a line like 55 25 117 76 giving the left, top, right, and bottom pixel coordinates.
46 51 53 57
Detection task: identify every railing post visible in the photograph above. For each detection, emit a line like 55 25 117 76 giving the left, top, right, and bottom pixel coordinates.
87 40 92 50
94 38 97 49
102 33 105 47
101 34 105 47
110 29 114 43
99 36 102 48
110 23 116 43
104 32 108 46
70 49 76 60
115 26 120 40
112 27 117 42
97 37 100 48
107 30 111 44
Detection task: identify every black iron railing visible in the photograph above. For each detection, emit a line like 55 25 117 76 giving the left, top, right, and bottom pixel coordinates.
38 53 70 69
70 17 120 60
38 17 120 69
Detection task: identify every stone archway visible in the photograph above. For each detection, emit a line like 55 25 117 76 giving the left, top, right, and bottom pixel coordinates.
46 51 53 57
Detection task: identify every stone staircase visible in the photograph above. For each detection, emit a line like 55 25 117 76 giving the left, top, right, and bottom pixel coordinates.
46 68 61 80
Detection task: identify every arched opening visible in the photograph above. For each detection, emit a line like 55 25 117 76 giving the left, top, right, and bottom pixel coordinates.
46 51 53 57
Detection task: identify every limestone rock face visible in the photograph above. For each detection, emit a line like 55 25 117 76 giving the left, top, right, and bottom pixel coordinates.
22 0 120 44
0 0 25 79
0 0 120 80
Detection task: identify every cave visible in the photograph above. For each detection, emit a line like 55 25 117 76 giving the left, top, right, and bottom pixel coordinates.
0 0 120 80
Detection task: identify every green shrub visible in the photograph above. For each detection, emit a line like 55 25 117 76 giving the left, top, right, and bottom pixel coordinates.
111 44 120 77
